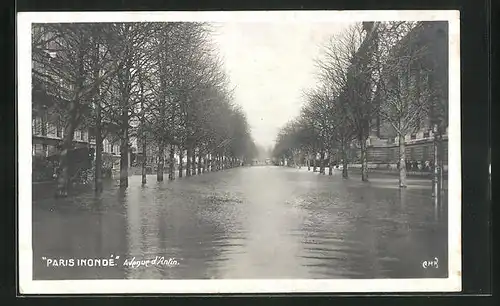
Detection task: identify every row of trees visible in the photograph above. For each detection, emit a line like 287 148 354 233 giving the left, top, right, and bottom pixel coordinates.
32 22 257 197
273 21 448 189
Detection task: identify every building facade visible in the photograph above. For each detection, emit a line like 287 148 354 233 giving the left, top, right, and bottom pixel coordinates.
363 21 449 169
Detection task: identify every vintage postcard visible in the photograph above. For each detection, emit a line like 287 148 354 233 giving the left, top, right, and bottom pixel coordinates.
17 10 461 294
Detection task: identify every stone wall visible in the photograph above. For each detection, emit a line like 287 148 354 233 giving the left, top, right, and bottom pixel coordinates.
365 138 448 164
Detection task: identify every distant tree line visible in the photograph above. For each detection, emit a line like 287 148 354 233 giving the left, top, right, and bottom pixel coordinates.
273 21 448 190
32 22 257 197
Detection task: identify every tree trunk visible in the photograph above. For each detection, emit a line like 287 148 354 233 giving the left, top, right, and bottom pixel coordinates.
119 145 128 187
438 132 444 195
398 134 407 188
328 149 333 176
360 138 369 182
56 44 85 197
94 104 103 193
342 141 349 179
307 152 311 171
192 148 197 175
432 129 440 203
141 139 147 185
320 149 326 175
168 144 175 180
186 146 192 177
198 152 202 174
119 109 129 188
157 144 164 182
91 40 103 193
118 56 133 188
194 149 198 175
95 140 103 192
178 146 184 178
312 151 317 172
55 117 77 197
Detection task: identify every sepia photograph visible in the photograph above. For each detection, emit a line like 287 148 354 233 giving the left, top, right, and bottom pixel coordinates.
17 10 461 294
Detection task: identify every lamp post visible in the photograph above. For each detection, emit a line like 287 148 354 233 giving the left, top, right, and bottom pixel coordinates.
432 124 441 206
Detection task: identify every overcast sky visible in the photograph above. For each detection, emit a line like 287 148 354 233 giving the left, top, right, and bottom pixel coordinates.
211 22 352 149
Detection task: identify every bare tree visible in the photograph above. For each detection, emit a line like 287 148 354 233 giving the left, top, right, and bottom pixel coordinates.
317 22 381 181
32 23 126 197
302 87 335 175
102 23 159 187
375 22 432 187
33 22 257 195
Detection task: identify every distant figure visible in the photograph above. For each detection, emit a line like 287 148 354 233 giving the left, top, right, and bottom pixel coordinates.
52 166 58 179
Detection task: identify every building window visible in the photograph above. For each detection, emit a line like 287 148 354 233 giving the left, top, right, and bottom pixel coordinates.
74 130 81 140
410 134 416 140
32 144 44 156
56 125 63 138
80 131 85 141
423 131 430 138
46 123 56 137
32 117 43 136
47 145 57 156
103 140 108 153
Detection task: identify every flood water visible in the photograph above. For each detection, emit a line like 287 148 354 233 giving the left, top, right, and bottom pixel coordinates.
32 166 448 279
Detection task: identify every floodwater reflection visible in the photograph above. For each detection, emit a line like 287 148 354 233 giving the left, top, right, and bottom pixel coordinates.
32 166 448 279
